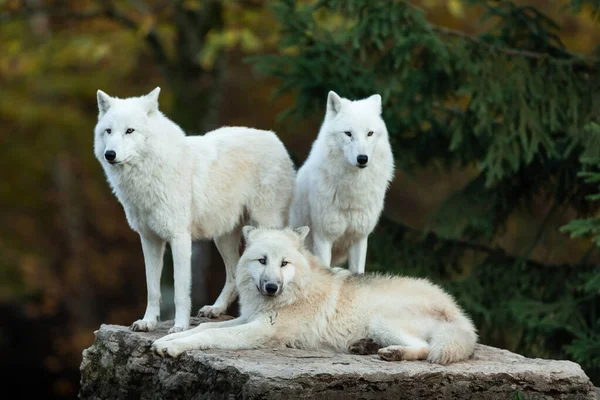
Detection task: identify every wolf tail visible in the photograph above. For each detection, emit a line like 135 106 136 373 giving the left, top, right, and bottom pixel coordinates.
426 316 478 364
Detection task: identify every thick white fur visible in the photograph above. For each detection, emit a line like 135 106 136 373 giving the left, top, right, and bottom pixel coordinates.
94 88 295 333
152 227 478 364
289 91 394 273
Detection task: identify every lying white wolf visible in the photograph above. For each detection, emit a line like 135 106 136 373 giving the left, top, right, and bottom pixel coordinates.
152 227 478 363
289 91 394 273
94 88 295 333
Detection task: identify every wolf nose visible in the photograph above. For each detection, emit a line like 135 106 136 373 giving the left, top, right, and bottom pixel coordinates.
357 155 368 165
265 283 278 294
104 150 116 162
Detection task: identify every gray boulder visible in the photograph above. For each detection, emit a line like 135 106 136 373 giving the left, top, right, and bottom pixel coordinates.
79 317 598 399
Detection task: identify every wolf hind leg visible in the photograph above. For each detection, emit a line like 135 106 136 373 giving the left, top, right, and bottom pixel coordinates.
198 226 242 318
312 233 333 267
348 236 368 274
368 318 430 362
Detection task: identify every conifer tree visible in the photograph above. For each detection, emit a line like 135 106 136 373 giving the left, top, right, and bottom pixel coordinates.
252 0 600 382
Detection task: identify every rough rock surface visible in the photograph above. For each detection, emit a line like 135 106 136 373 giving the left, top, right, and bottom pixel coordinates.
79 317 598 400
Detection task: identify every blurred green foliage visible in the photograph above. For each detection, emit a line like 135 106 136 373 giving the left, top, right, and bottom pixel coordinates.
252 0 600 383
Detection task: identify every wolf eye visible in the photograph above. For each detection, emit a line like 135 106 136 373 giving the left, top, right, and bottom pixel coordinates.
281 260 289 267
258 257 267 265
106 129 112 134
344 131 352 137
367 131 374 136
126 128 134 134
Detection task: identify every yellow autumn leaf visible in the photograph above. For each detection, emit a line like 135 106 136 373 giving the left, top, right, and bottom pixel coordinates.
448 0 465 18
240 29 261 52
183 0 202 11
138 15 156 37
422 0 438 9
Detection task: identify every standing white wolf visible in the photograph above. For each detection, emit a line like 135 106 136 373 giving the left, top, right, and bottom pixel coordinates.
94 87 295 333
289 91 394 273
152 227 477 363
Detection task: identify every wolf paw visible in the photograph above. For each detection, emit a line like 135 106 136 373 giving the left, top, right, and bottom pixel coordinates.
152 341 187 358
152 335 210 358
378 345 429 362
197 305 225 318
348 338 381 355
130 319 158 332
168 325 186 334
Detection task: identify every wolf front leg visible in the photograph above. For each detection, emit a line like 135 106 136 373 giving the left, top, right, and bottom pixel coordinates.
348 236 368 274
153 318 274 358
152 317 247 346
169 234 192 333
131 232 166 332
198 228 242 318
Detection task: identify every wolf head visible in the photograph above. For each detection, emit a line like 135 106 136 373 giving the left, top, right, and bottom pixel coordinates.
237 226 311 300
321 91 387 169
93 87 162 166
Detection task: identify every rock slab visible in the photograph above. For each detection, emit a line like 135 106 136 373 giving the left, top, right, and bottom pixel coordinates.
79 317 598 399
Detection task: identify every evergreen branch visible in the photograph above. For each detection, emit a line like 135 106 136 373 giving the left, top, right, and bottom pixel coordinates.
444 237 502 257
389 215 586 270
432 24 595 63
434 25 545 59
431 101 505 130
519 200 560 261
432 102 463 116
570 0 600 18
400 0 594 61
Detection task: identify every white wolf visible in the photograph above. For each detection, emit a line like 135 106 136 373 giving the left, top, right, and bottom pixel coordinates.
289 91 394 274
94 87 295 333
152 227 477 364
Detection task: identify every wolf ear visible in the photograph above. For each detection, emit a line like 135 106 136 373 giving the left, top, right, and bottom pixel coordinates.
327 91 344 116
367 94 382 115
97 90 113 118
293 226 310 244
242 225 257 243
144 87 161 115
